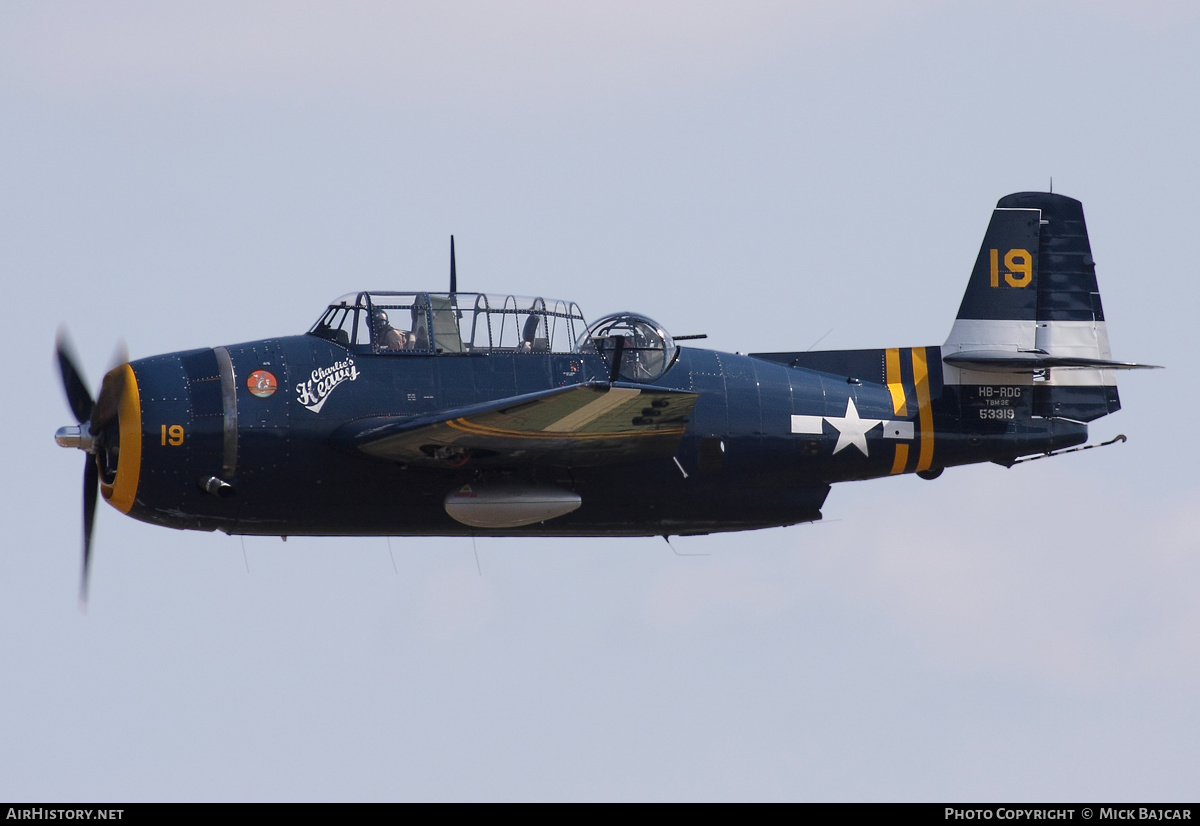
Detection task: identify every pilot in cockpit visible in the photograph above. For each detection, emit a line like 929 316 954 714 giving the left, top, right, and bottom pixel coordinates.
372 309 410 351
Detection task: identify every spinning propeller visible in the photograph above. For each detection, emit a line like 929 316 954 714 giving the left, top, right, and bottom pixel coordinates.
54 331 127 609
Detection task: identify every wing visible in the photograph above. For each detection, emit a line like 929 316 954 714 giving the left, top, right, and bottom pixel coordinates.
333 381 698 468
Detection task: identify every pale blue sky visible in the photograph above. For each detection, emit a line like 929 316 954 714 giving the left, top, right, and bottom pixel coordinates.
2 1 1197 801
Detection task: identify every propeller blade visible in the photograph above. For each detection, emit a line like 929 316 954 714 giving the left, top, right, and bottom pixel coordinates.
91 364 127 433
108 338 129 373
80 455 98 610
56 329 94 425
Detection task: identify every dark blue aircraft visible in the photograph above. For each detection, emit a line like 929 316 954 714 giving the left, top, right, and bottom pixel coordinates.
56 192 1154 600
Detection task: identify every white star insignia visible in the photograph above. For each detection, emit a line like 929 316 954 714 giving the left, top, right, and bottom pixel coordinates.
826 397 882 456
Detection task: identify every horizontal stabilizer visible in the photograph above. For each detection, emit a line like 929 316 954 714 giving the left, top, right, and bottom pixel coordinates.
942 350 1161 372
334 381 698 468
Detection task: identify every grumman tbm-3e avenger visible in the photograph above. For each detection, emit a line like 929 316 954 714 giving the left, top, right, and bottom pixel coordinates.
56 192 1156 602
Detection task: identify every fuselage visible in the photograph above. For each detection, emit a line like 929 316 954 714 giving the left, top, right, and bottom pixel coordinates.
103 334 1085 537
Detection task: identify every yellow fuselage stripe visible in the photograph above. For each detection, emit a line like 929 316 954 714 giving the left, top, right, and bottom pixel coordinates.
885 347 910 474
911 347 935 472
885 347 907 417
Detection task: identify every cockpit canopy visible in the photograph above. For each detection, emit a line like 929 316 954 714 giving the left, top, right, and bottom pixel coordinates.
309 292 590 355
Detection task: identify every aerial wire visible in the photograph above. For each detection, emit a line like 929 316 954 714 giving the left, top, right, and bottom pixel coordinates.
661 535 709 557
806 328 833 351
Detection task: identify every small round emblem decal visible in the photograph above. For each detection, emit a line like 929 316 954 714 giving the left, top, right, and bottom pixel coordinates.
247 370 277 398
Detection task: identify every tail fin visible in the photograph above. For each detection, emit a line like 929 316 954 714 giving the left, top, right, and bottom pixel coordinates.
942 192 1154 422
